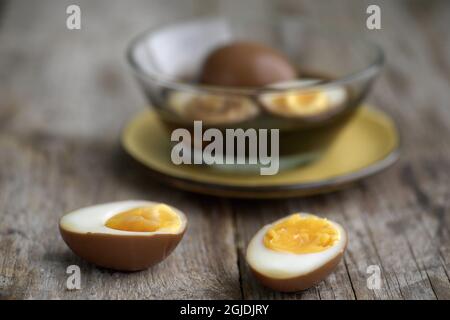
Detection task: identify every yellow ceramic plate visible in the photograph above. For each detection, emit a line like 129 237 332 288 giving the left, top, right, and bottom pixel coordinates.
121 106 400 198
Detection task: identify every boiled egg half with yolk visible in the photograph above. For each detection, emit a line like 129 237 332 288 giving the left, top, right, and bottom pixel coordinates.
168 91 259 125
260 79 348 118
59 200 187 271
246 213 347 292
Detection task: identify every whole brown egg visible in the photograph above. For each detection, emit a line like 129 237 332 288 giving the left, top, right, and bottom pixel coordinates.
199 41 297 88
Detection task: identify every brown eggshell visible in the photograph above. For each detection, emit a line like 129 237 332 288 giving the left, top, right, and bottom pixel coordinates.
60 227 186 271
200 41 297 88
249 249 345 292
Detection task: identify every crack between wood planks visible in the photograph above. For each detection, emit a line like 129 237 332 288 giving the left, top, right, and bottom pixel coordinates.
400 165 450 297
361 164 443 299
363 218 404 300
403 236 438 299
356 189 405 300
442 265 450 287
342 256 358 300
336 193 376 299
334 195 360 300
228 200 245 300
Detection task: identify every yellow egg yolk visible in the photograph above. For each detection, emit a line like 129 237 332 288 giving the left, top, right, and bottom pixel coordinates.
105 204 181 232
272 90 329 115
264 214 339 254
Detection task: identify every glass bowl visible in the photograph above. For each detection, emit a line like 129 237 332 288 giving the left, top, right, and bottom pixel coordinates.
127 16 384 174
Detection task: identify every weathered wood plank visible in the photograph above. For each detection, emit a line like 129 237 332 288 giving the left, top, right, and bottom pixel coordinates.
0 0 241 299
1 0 450 300
234 0 450 300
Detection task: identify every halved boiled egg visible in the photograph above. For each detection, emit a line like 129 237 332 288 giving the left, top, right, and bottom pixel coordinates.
59 200 187 271
259 79 348 118
167 91 259 125
246 213 347 292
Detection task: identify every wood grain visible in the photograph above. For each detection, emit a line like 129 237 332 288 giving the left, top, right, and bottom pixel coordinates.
0 0 242 300
1 0 449 299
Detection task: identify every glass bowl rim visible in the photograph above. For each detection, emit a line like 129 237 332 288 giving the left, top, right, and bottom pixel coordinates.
126 15 385 95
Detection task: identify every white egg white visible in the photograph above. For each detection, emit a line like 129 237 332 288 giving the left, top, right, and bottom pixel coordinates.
246 214 347 279
59 200 187 236
168 91 196 115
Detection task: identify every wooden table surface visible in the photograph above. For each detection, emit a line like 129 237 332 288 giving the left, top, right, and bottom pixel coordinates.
1 0 450 300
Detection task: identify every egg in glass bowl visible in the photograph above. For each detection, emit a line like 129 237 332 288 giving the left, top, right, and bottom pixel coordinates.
127 16 383 172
